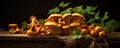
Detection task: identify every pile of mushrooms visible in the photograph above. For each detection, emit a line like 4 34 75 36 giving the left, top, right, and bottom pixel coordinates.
8 13 86 36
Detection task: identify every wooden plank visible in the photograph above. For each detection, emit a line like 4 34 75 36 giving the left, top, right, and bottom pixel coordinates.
0 31 120 48
0 31 59 41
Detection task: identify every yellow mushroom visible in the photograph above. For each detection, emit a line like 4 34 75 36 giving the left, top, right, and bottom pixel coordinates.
45 14 62 23
59 13 72 35
43 14 63 35
69 13 85 35
26 15 42 36
8 24 21 34
71 13 85 23
60 13 72 28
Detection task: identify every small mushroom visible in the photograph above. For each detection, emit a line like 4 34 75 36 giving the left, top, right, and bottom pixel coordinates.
60 13 72 28
59 13 72 35
26 24 40 36
43 14 63 35
69 13 85 34
34 23 43 32
44 21 62 35
8 24 21 34
8 24 18 30
30 15 38 24
70 13 85 26
26 15 42 36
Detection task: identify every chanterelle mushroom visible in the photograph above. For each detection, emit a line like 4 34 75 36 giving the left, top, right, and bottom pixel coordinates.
8 24 20 34
69 13 86 34
26 15 42 36
43 14 62 35
45 14 62 26
59 13 72 35
70 13 85 26
60 13 72 28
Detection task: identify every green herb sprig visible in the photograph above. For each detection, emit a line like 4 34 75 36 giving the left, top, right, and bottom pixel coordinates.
20 21 28 29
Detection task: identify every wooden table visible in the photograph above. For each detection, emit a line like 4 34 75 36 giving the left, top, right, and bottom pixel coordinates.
0 31 120 48
0 31 65 48
106 32 120 48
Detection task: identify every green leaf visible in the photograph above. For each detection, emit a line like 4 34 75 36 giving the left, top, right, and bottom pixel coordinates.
85 6 97 11
100 12 109 26
72 30 77 35
104 19 120 32
88 19 95 23
71 29 82 39
21 26 26 29
71 35 78 39
48 7 60 14
101 12 109 21
39 19 45 25
60 8 73 14
73 6 85 14
71 30 77 39
113 21 120 28
22 21 27 25
71 33 82 39
21 21 27 29
58 2 70 8
77 35 82 38
84 6 97 15
104 20 115 32
94 11 100 20
86 11 95 15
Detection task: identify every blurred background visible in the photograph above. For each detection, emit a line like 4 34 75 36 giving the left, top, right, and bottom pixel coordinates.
0 0 120 31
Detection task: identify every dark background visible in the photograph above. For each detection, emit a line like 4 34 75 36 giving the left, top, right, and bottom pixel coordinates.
0 0 120 31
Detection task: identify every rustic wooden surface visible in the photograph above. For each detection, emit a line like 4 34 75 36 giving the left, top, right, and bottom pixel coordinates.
0 31 65 48
0 31 120 48
106 32 120 48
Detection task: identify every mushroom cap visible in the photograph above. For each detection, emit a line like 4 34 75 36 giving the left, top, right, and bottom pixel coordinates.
30 15 37 21
8 24 18 27
70 22 80 26
62 13 72 18
45 14 62 22
45 21 58 26
72 13 85 20
62 25 70 28
48 14 62 19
